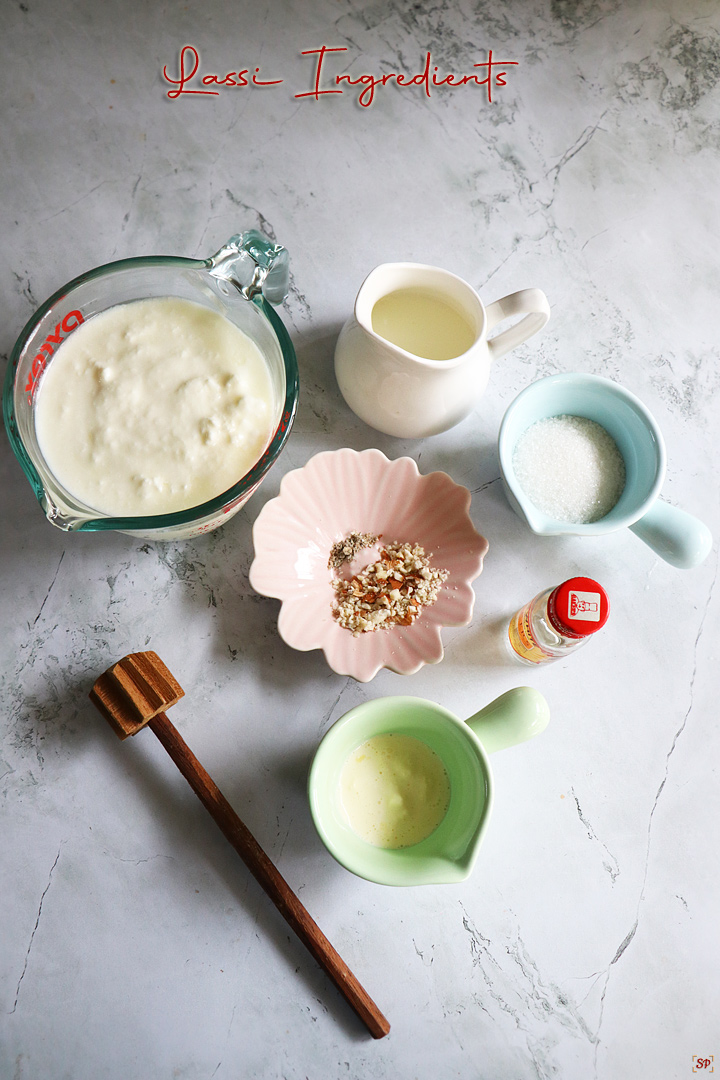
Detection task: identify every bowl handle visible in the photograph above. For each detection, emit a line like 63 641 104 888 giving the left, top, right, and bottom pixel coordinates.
465 687 549 755
628 501 712 569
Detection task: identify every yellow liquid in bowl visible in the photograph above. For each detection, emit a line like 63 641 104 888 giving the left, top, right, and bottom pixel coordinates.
339 733 451 849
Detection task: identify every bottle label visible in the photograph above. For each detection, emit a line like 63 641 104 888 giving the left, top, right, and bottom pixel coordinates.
508 602 555 664
567 589 601 622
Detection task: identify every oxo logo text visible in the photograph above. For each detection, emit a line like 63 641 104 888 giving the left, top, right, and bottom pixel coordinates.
24 310 84 403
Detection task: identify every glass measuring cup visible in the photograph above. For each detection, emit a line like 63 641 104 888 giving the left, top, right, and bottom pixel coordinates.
3 231 299 539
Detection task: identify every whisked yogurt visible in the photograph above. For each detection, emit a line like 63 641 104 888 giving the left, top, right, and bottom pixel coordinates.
339 733 451 849
35 296 275 517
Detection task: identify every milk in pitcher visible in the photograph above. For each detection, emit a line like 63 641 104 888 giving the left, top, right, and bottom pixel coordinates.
371 287 476 361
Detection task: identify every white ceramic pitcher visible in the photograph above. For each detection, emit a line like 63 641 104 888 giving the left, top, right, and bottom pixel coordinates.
334 263 550 438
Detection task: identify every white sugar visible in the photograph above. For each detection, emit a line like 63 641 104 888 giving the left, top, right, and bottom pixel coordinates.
512 415 626 524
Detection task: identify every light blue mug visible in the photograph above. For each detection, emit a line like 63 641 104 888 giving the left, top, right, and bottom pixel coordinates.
498 373 712 569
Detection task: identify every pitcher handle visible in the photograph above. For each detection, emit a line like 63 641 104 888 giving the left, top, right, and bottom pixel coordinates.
465 687 549 755
486 289 550 361
206 230 290 304
628 500 712 569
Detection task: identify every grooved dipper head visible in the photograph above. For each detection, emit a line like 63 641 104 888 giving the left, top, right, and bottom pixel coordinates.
90 651 184 739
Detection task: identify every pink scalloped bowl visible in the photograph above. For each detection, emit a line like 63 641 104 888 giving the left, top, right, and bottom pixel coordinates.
248 448 489 682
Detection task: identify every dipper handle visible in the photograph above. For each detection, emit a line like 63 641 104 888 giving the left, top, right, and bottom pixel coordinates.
147 710 390 1039
90 652 389 1040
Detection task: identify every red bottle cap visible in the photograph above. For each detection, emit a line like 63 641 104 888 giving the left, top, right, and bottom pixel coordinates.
547 577 609 639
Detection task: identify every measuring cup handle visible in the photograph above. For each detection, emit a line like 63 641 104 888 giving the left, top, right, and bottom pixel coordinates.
628 501 712 569
485 289 550 361
207 231 290 304
465 687 549 755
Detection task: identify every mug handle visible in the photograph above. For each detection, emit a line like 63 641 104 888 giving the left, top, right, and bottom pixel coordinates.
485 289 551 361
465 687 549 755
628 501 712 569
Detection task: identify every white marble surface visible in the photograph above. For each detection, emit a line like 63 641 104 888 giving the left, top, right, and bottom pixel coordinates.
2 1 719 1077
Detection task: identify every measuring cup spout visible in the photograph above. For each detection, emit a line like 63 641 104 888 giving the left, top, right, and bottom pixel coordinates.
207 231 290 304
628 500 712 569
466 687 549 754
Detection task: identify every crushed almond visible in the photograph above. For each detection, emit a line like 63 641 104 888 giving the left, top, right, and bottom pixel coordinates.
331 539 449 635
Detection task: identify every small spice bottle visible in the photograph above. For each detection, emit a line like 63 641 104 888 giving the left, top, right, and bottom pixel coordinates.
508 576 609 665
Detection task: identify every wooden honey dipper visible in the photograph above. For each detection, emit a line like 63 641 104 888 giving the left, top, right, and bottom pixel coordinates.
90 650 390 1040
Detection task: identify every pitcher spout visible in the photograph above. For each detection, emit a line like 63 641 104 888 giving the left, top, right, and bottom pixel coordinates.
353 264 397 339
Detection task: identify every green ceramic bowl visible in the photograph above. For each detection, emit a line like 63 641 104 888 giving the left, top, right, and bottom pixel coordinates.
308 688 549 887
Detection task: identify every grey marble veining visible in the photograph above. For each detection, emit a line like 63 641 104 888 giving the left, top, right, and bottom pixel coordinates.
2 1 719 1078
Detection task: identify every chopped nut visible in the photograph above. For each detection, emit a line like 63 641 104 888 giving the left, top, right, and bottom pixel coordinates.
330 538 449 635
